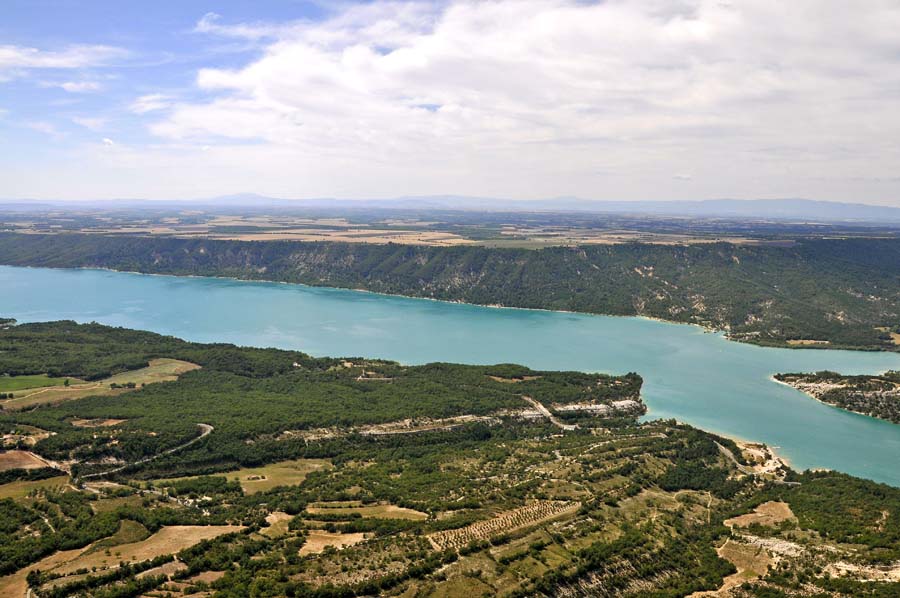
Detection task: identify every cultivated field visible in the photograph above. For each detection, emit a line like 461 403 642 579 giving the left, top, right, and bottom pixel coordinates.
1 382 127 411
428 501 580 551
89 493 146 513
204 229 473 246
103 358 201 386
0 374 76 392
156 458 331 495
262 512 294 538
45 525 242 577
1 358 199 410
0 450 49 471
299 531 368 556
306 502 428 521
222 458 331 494
0 475 68 499
0 525 242 597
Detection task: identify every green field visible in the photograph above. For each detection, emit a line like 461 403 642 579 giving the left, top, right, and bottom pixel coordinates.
155 458 332 495
0 358 199 411
0 475 69 499
0 374 73 392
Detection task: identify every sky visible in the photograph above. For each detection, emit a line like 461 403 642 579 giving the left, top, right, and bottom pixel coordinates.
1 0 900 204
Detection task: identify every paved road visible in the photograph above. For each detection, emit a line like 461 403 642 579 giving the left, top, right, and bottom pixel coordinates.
522 396 578 431
79 423 213 480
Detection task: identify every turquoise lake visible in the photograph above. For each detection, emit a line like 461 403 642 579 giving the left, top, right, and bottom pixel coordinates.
2 265 900 485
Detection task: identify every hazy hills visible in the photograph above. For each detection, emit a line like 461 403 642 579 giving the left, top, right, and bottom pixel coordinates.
2 195 900 223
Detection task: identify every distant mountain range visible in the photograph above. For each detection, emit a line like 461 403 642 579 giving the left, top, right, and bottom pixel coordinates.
2 194 900 223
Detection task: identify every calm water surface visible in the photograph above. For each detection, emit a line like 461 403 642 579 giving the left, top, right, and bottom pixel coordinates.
3 266 900 485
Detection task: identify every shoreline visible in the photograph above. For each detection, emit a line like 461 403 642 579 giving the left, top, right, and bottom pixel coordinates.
4 263 893 355
643 413 794 470
6 264 900 487
6 263 898 386
771 375 900 427
726 433 793 470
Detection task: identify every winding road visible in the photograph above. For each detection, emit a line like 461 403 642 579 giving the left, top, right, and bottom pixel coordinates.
78 423 213 480
522 396 578 431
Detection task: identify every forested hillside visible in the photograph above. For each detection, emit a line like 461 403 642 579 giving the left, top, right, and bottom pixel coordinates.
0 321 645 479
0 233 898 349
1 321 899 597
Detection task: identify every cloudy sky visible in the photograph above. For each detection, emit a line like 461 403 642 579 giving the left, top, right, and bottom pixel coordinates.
2 0 900 204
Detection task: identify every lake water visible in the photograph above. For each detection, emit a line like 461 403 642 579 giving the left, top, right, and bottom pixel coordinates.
2 265 900 485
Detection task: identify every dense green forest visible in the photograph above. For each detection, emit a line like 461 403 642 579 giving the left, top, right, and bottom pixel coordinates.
0 321 643 477
1 321 899 597
0 232 898 349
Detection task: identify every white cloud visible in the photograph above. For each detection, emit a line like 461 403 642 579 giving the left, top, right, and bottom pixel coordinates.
102 137 115 146
39 80 103 93
8 1 900 202
133 0 900 202
130 93 173 114
72 116 106 130
193 4 441 45
59 80 102 93
0 44 125 80
193 12 279 40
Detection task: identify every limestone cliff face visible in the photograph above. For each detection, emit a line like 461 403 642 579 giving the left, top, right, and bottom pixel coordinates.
0 232 898 350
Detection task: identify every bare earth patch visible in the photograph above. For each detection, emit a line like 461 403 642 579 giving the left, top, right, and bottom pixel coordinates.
786 339 831 346
188 570 226 584
299 531 367 556
488 375 542 383
726 501 797 529
0 450 50 471
70 418 127 428
136 559 187 579
689 539 773 597
824 560 900 582
2 425 52 448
